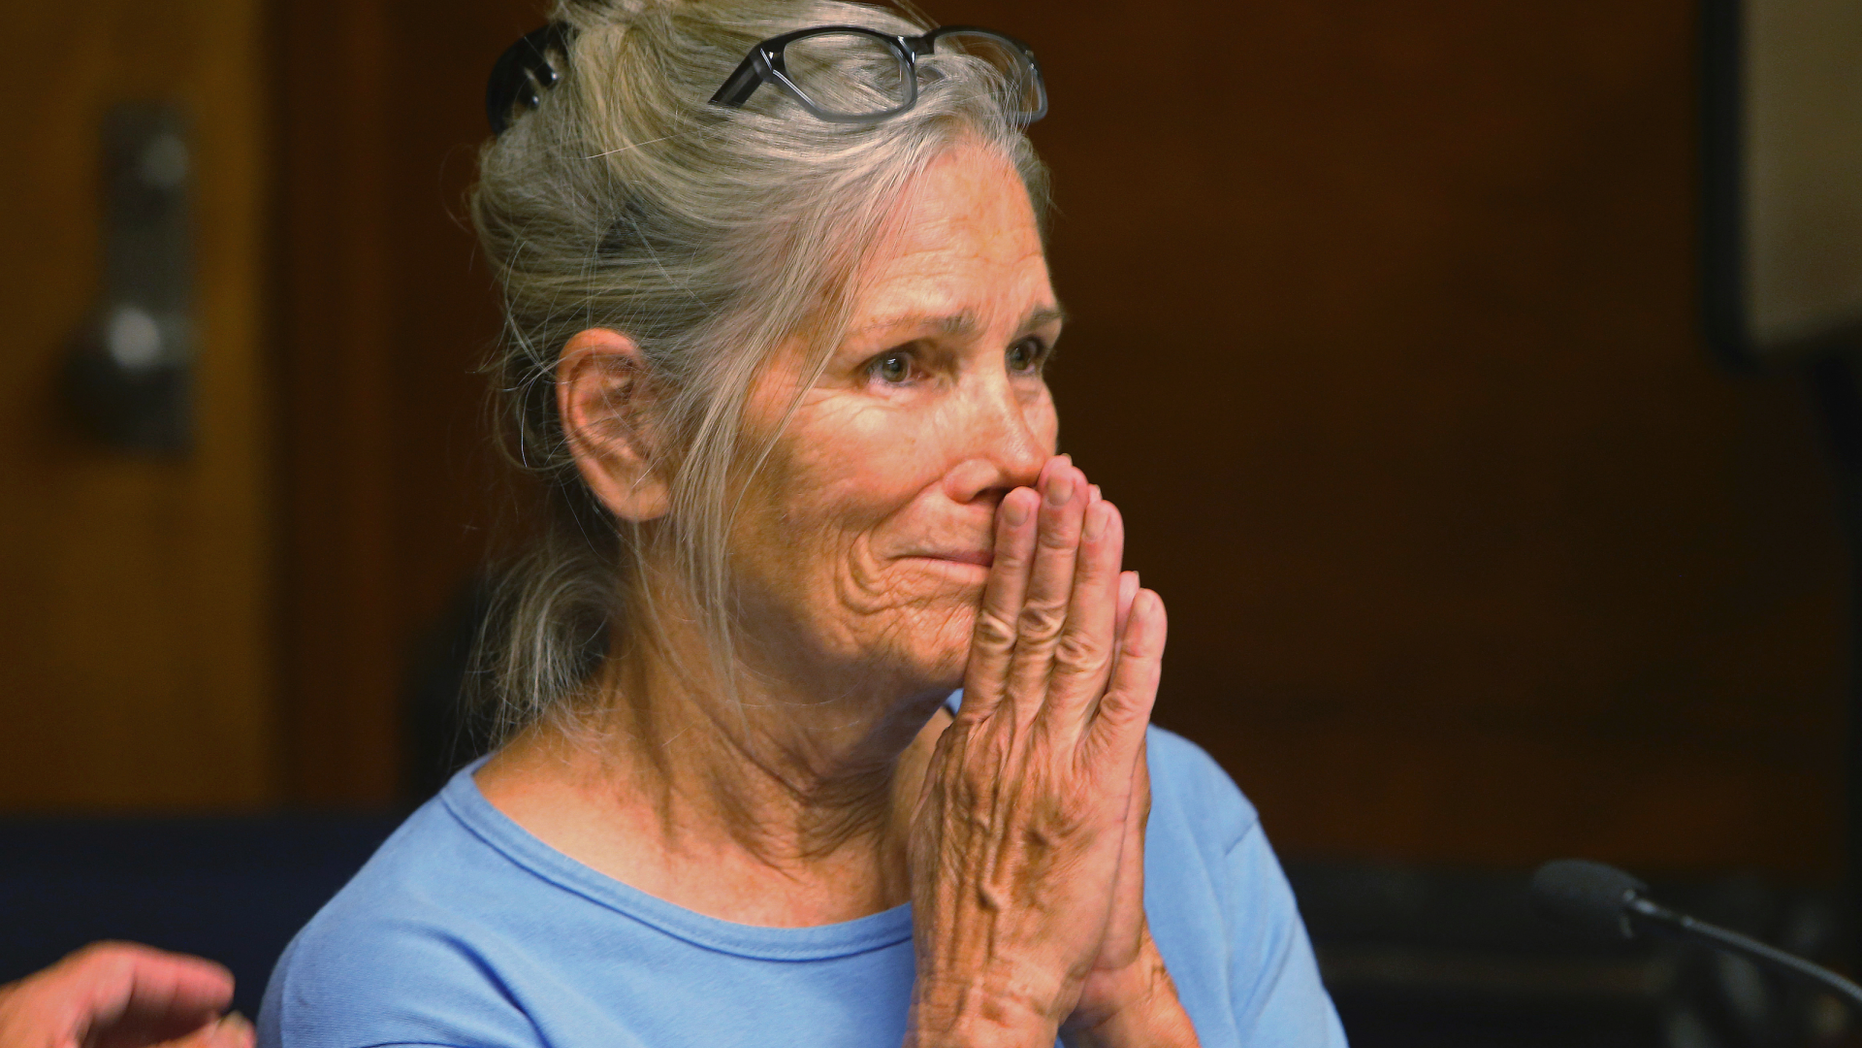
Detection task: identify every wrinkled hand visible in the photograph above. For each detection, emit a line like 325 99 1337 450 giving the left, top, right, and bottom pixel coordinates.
906 457 1173 1047
0 943 253 1048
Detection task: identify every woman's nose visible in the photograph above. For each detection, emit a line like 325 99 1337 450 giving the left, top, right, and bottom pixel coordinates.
956 374 1050 496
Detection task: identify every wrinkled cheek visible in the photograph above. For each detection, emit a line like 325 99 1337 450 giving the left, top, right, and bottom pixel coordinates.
822 564 976 675
838 547 912 615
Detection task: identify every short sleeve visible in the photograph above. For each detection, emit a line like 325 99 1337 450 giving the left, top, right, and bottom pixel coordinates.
260 910 546 1048
1222 823 1349 1047
1139 727 1347 1047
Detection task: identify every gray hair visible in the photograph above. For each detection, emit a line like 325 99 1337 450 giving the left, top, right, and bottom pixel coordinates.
468 0 1051 741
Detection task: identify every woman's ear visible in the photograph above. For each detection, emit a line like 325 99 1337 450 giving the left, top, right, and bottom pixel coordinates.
557 328 671 521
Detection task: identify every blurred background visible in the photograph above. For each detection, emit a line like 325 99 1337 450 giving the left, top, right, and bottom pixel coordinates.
3 0 1860 1044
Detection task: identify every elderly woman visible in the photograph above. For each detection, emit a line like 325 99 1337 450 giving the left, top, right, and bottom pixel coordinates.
260 1 1344 1046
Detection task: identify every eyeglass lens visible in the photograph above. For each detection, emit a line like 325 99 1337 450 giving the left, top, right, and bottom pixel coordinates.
782 32 912 117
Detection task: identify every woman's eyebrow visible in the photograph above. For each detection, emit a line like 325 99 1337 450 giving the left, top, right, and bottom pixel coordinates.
851 311 981 339
1024 306 1067 330
850 306 1067 340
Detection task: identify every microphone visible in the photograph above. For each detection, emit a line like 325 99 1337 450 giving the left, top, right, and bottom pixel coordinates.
1529 858 1862 1010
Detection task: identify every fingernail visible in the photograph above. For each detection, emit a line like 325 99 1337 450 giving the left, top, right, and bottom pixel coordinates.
1045 469 1075 507
1001 491 1030 527
1084 501 1109 539
216 1013 255 1047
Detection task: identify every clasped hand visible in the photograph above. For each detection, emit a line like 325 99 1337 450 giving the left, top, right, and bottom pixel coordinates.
907 457 1197 1048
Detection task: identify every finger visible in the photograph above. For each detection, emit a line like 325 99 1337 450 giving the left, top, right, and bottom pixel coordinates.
1042 499 1125 727
1114 571 1138 639
66 943 233 1020
962 453 1069 719
1085 588 1166 763
1102 572 1140 712
52 944 232 1048
1100 741 1153 962
1124 740 1153 866
1003 463 1090 714
959 484 1042 721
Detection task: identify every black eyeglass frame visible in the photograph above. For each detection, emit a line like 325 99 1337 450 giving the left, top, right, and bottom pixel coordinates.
708 24 1047 125
486 23 575 135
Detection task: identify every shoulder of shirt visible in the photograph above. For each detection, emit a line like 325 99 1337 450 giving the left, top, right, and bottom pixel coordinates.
1142 723 1262 855
261 795 540 1048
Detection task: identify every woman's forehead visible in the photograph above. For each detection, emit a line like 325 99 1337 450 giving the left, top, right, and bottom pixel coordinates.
882 146 1043 260
852 159 1054 336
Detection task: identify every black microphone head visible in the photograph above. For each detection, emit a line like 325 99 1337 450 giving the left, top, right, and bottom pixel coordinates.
1530 859 1648 940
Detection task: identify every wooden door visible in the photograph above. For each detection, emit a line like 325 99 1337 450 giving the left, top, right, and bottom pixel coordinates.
0 0 275 809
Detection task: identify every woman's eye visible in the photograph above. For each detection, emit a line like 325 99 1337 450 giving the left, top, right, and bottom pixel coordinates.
870 352 912 384
1006 337 1048 373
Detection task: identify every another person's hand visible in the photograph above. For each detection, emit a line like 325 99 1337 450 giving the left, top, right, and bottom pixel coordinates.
907 456 1192 1047
0 942 253 1048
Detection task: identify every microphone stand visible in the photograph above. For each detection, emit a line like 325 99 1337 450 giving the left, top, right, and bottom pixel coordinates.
1628 895 1862 1010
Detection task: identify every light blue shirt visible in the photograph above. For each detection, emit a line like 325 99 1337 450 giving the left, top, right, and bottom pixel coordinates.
260 719 1346 1048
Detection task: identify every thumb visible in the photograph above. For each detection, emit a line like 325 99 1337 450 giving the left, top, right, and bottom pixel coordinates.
160 1012 254 1048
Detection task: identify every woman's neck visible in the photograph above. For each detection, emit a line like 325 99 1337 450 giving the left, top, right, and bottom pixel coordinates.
476 622 955 927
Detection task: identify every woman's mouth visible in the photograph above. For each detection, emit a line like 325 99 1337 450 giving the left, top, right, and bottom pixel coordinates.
909 549 994 569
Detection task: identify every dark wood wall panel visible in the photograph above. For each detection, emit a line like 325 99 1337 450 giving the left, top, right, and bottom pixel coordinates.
276 0 1849 874
277 0 541 804
382 5 542 651
275 0 405 804
977 0 1849 874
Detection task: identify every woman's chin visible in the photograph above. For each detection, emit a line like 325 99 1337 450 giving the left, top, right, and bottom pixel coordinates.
871 604 976 690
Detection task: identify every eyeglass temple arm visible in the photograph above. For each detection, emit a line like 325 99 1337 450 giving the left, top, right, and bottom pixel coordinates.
709 52 767 107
